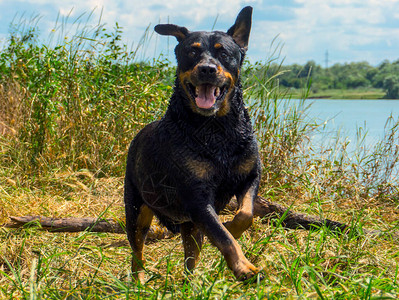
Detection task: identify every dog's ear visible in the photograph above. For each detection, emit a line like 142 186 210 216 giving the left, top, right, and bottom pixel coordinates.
154 24 190 42
227 6 252 51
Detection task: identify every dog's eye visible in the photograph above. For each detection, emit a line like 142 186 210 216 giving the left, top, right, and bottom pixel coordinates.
189 48 199 57
220 50 229 60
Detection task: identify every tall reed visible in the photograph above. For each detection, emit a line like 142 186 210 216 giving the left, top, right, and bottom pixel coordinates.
0 14 172 180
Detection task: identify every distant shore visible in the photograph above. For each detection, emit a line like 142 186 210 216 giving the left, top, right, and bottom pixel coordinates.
291 88 386 100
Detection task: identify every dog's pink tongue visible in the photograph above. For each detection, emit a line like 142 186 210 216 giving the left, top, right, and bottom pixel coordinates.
195 85 216 109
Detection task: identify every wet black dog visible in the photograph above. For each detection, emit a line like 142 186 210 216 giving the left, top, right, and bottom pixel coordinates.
124 6 261 282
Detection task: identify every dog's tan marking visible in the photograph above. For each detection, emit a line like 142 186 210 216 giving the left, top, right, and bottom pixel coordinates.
216 65 236 117
178 69 195 102
236 154 257 175
178 69 193 85
222 241 260 280
216 96 231 117
191 42 202 48
224 185 256 239
186 158 213 180
214 43 223 49
131 204 154 282
217 65 235 84
209 220 259 280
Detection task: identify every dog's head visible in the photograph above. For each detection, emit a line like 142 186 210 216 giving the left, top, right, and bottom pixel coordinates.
155 6 252 117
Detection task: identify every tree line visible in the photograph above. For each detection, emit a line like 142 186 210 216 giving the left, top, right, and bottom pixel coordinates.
266 60 399 99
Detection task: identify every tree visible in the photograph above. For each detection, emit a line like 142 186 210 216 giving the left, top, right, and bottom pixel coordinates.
383 75 399 99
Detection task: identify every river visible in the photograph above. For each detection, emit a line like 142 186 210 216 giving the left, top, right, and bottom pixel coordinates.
297 99 399 153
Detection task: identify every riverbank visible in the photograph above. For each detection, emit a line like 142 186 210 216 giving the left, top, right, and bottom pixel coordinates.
291 88 386 99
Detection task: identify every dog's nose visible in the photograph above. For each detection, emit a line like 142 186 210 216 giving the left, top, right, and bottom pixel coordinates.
198 64 217 75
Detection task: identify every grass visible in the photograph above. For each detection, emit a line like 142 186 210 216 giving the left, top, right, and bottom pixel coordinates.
0 15 399 299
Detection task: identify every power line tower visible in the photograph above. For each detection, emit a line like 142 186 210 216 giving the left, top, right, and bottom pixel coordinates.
325 50 329 69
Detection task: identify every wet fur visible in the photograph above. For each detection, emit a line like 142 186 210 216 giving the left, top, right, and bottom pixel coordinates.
124 6 262 282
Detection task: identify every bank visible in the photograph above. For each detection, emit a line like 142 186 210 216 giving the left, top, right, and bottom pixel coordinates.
290 88 386 100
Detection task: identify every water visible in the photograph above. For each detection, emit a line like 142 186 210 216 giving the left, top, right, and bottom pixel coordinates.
299 99 399 152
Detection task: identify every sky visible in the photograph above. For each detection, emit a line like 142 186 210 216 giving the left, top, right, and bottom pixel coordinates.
1 0 399 66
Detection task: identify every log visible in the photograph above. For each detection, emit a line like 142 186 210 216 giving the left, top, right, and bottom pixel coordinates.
252 196 349 232
6 216 125 233
5 216 173 241
4 196 351 240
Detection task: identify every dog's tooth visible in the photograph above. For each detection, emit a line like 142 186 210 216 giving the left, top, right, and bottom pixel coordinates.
195 86 199 97
215 87 220 97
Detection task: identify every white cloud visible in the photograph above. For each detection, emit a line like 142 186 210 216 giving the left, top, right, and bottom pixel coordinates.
1 0 399 64
250 0 399 64
52 0 258 29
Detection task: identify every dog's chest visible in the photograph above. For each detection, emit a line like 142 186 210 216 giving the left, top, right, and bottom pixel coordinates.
178 116 251 158
138 117 257 226
161 116 256 184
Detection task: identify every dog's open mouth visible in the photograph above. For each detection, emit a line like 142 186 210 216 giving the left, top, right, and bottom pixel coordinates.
188 83 227 109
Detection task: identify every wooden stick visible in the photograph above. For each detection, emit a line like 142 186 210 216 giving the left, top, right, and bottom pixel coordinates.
251 196 348 231
4 196 351 240
5 216 174 241
6 216 125 233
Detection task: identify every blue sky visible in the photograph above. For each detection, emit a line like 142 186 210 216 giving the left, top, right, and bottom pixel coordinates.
1 0 399 66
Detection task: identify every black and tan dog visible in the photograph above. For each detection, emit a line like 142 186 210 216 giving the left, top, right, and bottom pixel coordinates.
124 6 261 282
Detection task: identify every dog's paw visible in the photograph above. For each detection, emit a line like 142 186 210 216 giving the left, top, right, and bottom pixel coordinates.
240 270 265 284
233 261 263 283
131 270 146 284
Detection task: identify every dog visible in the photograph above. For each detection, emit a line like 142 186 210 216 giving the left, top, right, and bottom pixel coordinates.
124 6 261 282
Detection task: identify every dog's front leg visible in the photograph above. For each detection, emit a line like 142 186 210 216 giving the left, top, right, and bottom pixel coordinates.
188 203 259 281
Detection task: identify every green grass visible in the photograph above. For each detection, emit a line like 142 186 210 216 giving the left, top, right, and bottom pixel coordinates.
1 215 398 299
1 15 399 299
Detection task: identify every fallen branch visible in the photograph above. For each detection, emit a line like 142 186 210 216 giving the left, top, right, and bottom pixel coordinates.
5 216 173 241
249 196 349 231
5 196 353 240
6 216 125 233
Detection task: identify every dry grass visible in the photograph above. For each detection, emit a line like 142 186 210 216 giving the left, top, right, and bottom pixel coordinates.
0 82 26 136
1 184 398 298
1 98 399 298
